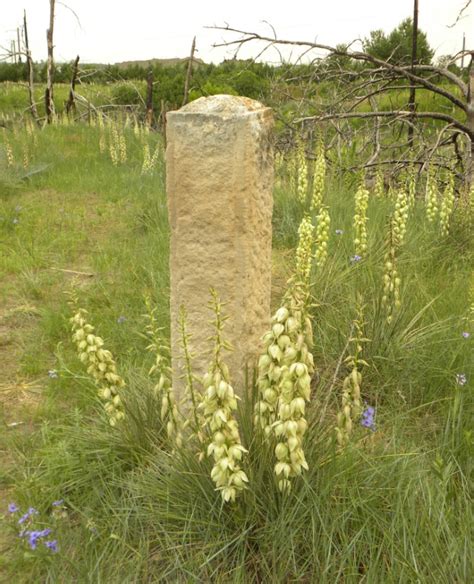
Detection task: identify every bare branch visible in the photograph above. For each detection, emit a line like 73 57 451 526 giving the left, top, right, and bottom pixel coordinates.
209 26 469 112
447 0 472 28
296 110 473 138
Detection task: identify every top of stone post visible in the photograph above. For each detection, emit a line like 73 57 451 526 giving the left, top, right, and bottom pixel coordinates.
175 94 268 118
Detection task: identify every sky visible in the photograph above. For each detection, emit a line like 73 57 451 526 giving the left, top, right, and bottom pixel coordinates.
1 0 472 65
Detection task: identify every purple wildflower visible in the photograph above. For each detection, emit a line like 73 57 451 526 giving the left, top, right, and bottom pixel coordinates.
361 406 376 431
48 369 58 379
456 373 467 386
350 254 362 264
26 531 41 550
117 315 126 324
18 513 30 525
23 528 52 550
45 540 58 552
18 507 38 525
8 503 19 513
462 332 470 339
52 499 64 507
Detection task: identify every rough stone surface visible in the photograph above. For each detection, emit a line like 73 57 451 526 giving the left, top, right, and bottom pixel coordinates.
166 95 274 400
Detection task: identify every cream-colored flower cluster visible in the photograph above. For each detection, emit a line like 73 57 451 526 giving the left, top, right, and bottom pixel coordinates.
70 308 125 426
108 123 127 165
296 143 308 204
407 165 416 208
425 165 439 223
272 283 313 492
373 168 384 198
255 215 315 491
439 171 455 237
109 124 119 166
199 291 248 503
314 207 330 268
144 299 182 446
3 130 14 167
311 139 326 212
98 116 107 154
255 280 314 492
392 188 409 247
382 223 401 324
141 144 162 175
335 301 368 448
295 215 315 281
353 178 370 256
25 119 38 147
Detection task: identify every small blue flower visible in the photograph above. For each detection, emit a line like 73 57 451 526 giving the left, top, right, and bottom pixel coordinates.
45 539 58 552
27 530 41 550
8 503 19 513
52 499 64 507
23 527 53 550
361 405 376 431
117 315 126 324
350 254 362 264
462 332 470 339
456 373 467 386
335 229 343 235
18 507 38 525
48 369 58 379
18 513 29 525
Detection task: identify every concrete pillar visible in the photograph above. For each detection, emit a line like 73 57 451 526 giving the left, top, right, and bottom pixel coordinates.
166 95 274 400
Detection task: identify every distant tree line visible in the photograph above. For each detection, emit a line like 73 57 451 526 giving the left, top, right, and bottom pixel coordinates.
0 18 467 112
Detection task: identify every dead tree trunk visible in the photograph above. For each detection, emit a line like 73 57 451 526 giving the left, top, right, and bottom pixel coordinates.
65 55 80 115
467 56 474 185
23 11 39 125
17 28 22 63
45 0 56 124
407 0 418 147
182 36 196 107
145 69 154 128
161 99 167 147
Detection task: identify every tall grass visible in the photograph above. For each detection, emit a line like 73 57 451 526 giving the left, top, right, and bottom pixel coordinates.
0 119 472 582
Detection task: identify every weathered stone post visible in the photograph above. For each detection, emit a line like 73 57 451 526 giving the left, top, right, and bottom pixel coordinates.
166 95 273 400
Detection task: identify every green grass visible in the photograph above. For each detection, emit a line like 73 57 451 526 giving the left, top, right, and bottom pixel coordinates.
0 116 472 582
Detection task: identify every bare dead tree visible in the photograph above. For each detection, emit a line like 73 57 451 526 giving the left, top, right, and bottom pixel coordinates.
182 36 196 107
45 0 56 124
407 0 419 147
16 28 22 63
23 10 40 125
65 55 80 115
146 69 154 128
210 25 474 184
